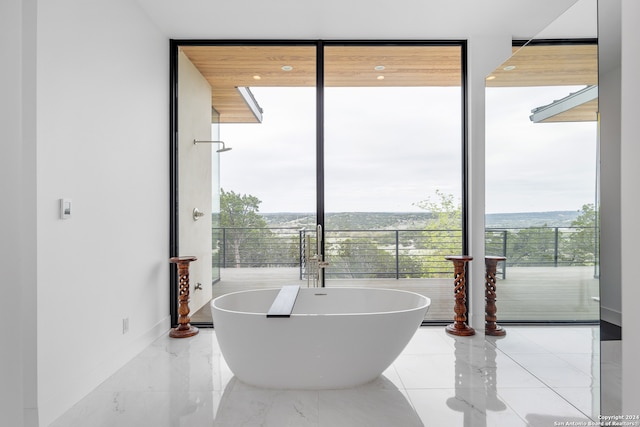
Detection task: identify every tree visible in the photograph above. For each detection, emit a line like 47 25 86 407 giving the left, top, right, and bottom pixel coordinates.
220 188 267 229
328 235 398 279
413 190 463 277
506 226 557 266
413 189 461 230
563 203 598 265
219 189 269 267
485 204 598 268
571 203 597 228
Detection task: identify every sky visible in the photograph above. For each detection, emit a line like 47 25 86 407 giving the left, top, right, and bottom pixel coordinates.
485 86 597 213
217 85 597 214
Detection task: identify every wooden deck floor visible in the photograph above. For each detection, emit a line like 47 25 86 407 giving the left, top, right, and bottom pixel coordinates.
190 266 599 324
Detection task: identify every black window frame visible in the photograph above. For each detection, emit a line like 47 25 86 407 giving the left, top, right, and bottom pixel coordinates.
169 39 468 328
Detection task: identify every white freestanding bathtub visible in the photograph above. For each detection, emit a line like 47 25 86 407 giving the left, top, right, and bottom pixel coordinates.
211 287 430 389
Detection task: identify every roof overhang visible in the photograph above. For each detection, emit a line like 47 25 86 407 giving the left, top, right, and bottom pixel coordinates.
486 43 598 123
180 44 463 123
179 42 598 124
530 85 598 123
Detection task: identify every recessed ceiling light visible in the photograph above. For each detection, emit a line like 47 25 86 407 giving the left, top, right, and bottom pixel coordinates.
503 65 516 71
486 75 496 80
281 65 293 71
253 75 261 80
374 65 385 71
377 75 385 80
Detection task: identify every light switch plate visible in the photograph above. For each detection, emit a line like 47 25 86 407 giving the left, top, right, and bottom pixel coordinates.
60 198 72 219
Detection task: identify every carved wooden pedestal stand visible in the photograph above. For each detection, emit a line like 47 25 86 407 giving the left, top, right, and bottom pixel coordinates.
444 255 475 336
169 256 199 338
485 256 507 336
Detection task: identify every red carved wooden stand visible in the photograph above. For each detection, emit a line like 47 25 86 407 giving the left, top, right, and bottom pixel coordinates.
169 256 199 338
485 256 507 336
444 255 475 336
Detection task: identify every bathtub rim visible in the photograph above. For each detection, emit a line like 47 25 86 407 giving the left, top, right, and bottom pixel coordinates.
211 286 431 317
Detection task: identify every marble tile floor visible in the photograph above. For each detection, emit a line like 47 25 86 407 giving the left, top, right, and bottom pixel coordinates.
51 326 618 427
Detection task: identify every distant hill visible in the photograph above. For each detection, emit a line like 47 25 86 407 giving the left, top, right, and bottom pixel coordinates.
261 210 581 229
485 211 580 228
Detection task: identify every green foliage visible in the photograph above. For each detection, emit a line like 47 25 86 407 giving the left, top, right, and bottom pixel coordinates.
215 187 598 274
414 190 463 277
219 189 273 267
220 188 267 228
564 203 598 265
414 189 461 230
571 204 596 227
485 204 598 267
327 236 398 278
506 227 557 265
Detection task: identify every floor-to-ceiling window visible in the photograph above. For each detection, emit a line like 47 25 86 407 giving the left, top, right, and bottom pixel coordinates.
485 40 599 322
172 37 601 326
323 43 464 322
170 41 466 326
172 43 318 325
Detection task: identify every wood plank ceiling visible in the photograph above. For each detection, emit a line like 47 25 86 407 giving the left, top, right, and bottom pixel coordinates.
488 44 598 123
179 43 597 124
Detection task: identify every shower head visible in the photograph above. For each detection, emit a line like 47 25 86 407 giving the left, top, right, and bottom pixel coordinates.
193 139 233 152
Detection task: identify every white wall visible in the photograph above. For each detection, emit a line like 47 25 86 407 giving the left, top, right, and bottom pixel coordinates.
1 0 38 425
466 36 513 330
620 0 640 414
599 65 621 325
177 51 214 314
35 0 170 424
598 0 622 326
1 1 31 425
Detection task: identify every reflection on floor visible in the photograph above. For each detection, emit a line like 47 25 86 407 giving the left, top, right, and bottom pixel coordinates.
51 326 619 427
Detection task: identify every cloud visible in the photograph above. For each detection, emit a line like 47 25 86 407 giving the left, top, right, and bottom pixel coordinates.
218 85 597 214
485 86 598 213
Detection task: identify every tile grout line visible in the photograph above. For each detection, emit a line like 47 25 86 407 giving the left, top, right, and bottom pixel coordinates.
490 336 597 422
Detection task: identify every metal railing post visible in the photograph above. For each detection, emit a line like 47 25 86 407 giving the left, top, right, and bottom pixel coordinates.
222 228 226 268
395 230 400 279
502 230 508 279
554 227 559 267
299 229 304 280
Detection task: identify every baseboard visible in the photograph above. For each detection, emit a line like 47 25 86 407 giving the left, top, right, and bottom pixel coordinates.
601 306 622 326
592 305 622 341
601 320 622 341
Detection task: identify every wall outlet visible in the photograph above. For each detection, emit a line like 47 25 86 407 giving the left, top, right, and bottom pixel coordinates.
122 318 129 334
